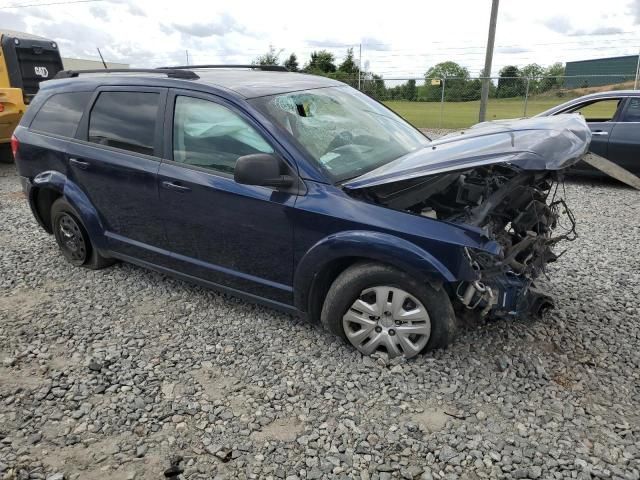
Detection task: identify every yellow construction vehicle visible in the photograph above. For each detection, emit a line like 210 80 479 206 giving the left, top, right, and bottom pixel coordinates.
0 30 63 162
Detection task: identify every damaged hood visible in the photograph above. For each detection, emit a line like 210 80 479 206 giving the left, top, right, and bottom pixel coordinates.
344 114 591 189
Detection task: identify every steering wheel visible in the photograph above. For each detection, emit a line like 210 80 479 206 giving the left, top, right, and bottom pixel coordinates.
324 131 354 154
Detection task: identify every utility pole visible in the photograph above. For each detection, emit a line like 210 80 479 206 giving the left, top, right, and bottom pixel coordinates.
358 43 362 90
478 0 499 123
186 50 190 66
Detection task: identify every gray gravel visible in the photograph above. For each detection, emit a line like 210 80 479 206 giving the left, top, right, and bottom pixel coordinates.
0 159 639 480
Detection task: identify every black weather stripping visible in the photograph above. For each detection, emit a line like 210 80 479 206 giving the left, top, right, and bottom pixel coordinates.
54 68 200 80
160 64 289 72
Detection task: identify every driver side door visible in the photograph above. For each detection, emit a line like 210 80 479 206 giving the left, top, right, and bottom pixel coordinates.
562 97 624 173
157 90 298 305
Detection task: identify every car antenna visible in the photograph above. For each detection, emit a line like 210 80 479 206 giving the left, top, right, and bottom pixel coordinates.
96 47 108 69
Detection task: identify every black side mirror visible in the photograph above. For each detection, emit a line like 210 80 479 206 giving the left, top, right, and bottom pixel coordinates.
234 153 294 189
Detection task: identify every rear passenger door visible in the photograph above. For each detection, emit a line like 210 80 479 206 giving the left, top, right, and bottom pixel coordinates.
70 87 169 263
607 97 640 175
569 98 623 158
559 97 624 174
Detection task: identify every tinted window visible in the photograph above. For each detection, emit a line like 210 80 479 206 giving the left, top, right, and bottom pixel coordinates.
622 98 640 122
30 91 91 137
173 96 273 175
89 91 159 156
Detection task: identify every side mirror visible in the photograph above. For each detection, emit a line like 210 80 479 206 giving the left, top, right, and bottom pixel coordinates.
234 153 294 189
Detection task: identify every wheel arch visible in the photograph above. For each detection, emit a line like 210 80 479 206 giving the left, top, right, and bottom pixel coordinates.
29 170 107 249
294 230 455 323
31 185 61 233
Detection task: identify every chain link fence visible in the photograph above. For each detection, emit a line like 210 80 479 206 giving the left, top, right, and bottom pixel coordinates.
351 74 637 130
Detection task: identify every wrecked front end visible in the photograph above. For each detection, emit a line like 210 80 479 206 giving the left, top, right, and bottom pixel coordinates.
345 115 591 319
447 165 576 318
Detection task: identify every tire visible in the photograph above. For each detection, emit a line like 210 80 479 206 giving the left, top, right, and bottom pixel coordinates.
51 198 114 270
321 262 456 359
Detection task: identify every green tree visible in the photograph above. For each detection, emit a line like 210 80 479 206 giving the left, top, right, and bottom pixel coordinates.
284 53 299 72
404 79 417 101
299 48 386 99
328 48 360 87
521 63 544 79
360 73 386 100
386 84 403 100
521 63 545 94
423 61 472 102
497 65 526 98
539 62 565 92
304 50 337 74
425 61 470 80
252 46 282 66
386 80 416 100
338 47 359 75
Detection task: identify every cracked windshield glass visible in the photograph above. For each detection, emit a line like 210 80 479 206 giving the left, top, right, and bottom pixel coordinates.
251 87 430 181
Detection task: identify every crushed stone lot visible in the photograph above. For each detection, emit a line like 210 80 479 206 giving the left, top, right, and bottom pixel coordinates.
0 159 639 480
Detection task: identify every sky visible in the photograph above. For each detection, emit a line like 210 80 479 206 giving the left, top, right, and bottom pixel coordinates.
1 0 639 79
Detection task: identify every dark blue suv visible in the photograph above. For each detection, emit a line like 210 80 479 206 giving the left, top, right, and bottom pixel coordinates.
12 66 590 359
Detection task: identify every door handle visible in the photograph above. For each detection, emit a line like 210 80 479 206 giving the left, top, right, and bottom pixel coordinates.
591 131 609 136
69 157 90 169
161 181 191 193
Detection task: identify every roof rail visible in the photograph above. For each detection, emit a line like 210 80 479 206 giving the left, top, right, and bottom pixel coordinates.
161 64 289 72
54 68 200 80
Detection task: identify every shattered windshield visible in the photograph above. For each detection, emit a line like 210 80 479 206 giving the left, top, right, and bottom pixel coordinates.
250 86 430 182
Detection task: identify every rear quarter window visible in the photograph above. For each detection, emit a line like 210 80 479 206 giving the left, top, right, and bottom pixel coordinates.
30 91 92 137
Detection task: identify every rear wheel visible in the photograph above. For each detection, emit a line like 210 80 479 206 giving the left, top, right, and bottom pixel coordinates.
51 198 114 269
321 262 456 359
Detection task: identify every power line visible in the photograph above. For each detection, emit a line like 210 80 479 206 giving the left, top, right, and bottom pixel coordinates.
0 0 101 9
195 35 640 58
307 32 640 50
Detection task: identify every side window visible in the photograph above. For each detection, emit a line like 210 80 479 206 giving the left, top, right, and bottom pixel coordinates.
88 91 159 156
173 96 273 175
30 91 91 137
571 99 621 122
621 98 640 122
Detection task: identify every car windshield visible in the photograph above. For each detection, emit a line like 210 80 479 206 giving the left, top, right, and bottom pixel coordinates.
249 86 430 182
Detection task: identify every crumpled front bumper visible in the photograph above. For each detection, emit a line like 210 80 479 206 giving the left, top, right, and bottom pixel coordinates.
456 273 554 318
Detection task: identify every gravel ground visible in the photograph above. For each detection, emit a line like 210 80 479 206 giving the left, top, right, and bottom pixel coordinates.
0 158 639 480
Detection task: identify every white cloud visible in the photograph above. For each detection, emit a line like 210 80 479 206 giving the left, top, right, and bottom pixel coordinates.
0 11 27 32
127 3 145 16
5 0 638 78
630 0 640 23
173 13 247 38
89 5 109 20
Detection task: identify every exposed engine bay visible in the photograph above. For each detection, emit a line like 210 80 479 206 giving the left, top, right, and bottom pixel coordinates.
350 163 578 318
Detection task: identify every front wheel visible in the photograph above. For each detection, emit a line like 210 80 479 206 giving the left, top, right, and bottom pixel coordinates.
321 262 456 359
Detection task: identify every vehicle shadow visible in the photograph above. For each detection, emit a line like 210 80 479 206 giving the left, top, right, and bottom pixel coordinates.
564 173 638 190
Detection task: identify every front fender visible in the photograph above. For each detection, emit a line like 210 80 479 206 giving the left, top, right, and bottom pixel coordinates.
31 170 107 249
293 230 457 311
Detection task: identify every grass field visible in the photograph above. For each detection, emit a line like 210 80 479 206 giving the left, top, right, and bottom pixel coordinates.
384 97 567 129
385 81 633 128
